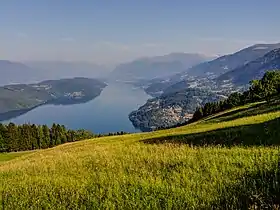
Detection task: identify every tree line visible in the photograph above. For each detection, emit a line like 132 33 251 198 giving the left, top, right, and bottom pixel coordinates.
191 71 280 122
0 123 129 153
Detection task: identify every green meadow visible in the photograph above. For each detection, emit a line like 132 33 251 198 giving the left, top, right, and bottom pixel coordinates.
0 151 33 164
0 101 279 209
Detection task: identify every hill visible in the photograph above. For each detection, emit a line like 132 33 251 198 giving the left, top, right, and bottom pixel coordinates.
109 53 214 81
0 101 279 209
0 78 107 119
129 88 225 131
217 48 280 85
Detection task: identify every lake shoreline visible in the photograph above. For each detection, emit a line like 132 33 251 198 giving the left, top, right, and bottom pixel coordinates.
1 83 151 134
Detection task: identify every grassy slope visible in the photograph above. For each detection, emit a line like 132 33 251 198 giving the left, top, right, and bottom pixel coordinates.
0 151 33 164
0 102 280 209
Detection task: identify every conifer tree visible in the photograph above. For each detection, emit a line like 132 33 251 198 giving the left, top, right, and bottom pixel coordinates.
42 125 51 148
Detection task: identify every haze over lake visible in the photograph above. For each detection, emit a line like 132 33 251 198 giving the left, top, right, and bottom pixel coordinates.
2 83 150 134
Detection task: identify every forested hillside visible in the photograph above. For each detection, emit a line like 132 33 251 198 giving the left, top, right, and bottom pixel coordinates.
192 71 280 122
0 78 107 117
131 70 280 131
129 88 224 131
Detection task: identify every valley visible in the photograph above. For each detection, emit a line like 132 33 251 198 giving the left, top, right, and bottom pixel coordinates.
1 43 280 133
2 43 280 133
1 43 280 209
2 2 280 209
1 82 150 134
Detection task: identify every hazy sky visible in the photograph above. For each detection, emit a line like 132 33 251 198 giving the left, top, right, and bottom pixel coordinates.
1 0 280 65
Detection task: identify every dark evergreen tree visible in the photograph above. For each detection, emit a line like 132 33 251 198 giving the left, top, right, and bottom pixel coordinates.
193 107 203 121
0 123 95 153
6 123 19 152
0 133 5 152
42 125 51 148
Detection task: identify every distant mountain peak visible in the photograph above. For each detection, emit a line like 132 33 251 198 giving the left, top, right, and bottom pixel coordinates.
0 60 15 65
110 53 213 81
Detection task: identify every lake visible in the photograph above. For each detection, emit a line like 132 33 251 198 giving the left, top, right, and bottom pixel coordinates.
2 83 151 134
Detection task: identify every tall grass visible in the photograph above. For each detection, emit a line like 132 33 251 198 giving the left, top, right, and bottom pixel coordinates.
0 102 280 209
0 151 33 165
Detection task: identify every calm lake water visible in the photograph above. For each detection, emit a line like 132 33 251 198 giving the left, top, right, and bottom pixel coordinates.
3 83 150 134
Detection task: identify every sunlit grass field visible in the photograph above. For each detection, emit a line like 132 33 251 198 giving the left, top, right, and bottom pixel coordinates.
0 151 33 165
0 101 279 209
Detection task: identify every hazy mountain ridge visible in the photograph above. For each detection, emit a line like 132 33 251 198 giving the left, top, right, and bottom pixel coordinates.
0 60 110 86
0 60 40 85
26 61 111 79
109 53 215 81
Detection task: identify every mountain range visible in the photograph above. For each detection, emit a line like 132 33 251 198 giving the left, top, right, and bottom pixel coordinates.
2 42 280 131
129 43 280 131
109 53 216 81
138 43 280 96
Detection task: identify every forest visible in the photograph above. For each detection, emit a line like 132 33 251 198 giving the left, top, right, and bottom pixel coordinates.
0 123 129 153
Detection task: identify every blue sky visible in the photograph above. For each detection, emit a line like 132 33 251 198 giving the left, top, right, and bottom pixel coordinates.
1 0 280 64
